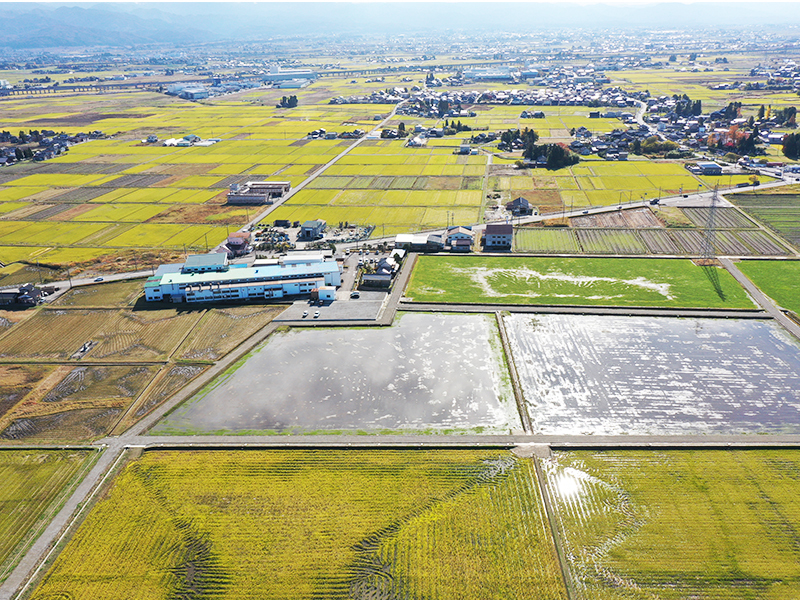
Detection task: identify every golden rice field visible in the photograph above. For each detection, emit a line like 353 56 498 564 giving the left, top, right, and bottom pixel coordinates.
0 449 96 584
545 450 800 600
31 449 567 600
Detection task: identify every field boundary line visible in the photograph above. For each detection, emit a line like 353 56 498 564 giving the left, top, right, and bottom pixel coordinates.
533 455 575 600
494 311 531 433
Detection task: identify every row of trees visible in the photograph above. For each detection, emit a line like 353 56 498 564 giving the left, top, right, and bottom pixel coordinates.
672 94 702 117
501 128 579 169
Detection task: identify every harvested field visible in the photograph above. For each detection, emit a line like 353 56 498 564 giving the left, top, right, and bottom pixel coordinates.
53 279 144 307
31 449 566 600
0 364 54 420
1 407 124 443
735 230 792 255
176 305 283 361
0 449 94 584
0 364 159 442
669 229 706 254
576 229 648 254
682 207 758 229
730 192 800 247
639 229 682 254
570 207 663 228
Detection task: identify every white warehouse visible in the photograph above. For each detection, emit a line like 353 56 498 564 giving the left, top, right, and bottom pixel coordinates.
144 254 341 303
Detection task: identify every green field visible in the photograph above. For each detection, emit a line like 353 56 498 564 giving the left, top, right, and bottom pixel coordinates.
31 449 566 600
405 256 755 307
737 259 800 314
546 450 800 599
0 449 95 583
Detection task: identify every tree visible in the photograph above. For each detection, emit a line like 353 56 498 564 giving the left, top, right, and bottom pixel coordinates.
758 105 766 120
288 95 298 108
782 133 798 160
632 139 642 155
668 54 677 62
437 99 449 118
398 122 407 138
14 147 23 160
689 52 698 61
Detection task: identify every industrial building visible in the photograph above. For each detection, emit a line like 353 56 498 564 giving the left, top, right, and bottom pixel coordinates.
227 181 291 205
261 65 318 83
144 254 341 303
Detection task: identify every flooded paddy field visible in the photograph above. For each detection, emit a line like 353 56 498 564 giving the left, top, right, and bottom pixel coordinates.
545 449 800 599
504 314 800 435
154 313 518 435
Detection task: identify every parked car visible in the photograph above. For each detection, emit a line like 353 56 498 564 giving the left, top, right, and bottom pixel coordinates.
302 310 308 318
350 291 360 299
313 310 320 318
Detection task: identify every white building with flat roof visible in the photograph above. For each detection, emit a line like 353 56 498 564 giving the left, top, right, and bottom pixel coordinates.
144 255 340 303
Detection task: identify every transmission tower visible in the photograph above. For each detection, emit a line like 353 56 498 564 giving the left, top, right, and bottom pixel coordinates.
700 185 719 261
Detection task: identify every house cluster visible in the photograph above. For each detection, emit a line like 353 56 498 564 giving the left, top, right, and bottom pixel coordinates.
361 250 405 288
329 88 407 105
306 128 366 140
144 252 341 304
0 283 54 306
0 130 102 166
393 227 476 253
568 125 652 159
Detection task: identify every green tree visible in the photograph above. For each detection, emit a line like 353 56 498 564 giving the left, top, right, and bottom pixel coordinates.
758 105 766 120
668 54 677 62
782 133 798 160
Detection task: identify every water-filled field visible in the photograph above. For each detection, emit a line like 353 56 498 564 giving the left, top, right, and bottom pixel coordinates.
154 313 518 434
545 449 800 599
31 449 566 600
504 314 800 435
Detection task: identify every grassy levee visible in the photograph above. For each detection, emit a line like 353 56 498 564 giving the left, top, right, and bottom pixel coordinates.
737 259 800 315
0 449 95 584
29 449 567 600
405 256 755 308
545 449 800 600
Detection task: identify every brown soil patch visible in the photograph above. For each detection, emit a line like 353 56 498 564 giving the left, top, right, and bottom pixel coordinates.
31 112 155 126
489 164 523 176
512 189 562 213
146 203 246 226
47 204 99 221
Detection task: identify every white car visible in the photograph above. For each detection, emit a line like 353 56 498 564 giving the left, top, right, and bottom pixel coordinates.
313 310 320 318
302 310 308 318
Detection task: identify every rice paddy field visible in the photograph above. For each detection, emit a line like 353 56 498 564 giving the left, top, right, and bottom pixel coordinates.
545 449 800 599
405 256 754 308
0 449 96 584
506 313 800 435
0 290 283 442
30 449 567 600
154 312 518 435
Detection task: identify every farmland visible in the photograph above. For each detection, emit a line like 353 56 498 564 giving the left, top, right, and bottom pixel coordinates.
729 189 800 248
505 314 800 435
31 449 566 600
154 313 517 435
0 285 284 442
737 259 800 314
405 256 754 308
545 450 800 599
0 449 95 584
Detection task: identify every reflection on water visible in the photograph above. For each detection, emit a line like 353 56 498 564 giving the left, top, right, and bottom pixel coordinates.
154 313 518 434
505 314 800 435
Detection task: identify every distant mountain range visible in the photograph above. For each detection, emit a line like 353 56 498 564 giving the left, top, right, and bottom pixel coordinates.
1 2 799 49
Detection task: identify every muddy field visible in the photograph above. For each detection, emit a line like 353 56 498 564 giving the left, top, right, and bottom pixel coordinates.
504 313 800 435
154 313 518 435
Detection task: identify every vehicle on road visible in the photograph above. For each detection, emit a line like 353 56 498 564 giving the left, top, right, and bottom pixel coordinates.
302 310 308 318
582 210 589 214
313 310 320 318
350 291 360 299
94 277 104 282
